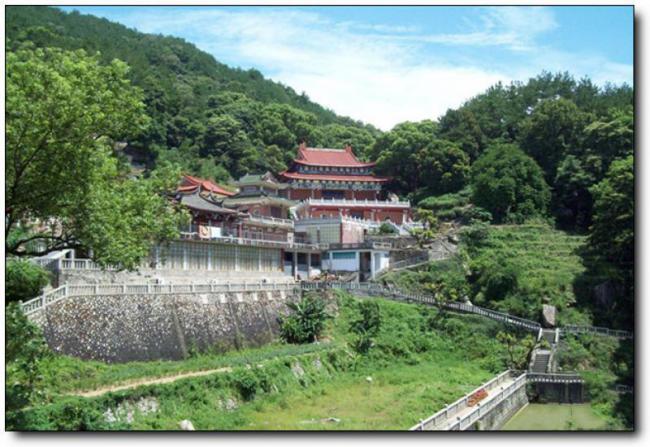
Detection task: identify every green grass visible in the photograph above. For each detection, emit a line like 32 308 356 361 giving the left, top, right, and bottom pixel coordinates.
10 292 513 430
502 404 611 431
239 358 493 430
40 341 339 395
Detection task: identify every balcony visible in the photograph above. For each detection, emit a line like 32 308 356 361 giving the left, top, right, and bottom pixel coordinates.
302 198 411 208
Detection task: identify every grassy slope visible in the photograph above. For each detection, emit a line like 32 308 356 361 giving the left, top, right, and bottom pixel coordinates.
384 224 590 324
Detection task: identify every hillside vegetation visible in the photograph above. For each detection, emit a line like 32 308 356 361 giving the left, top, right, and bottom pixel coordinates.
7 292 519 430
5 6 379 181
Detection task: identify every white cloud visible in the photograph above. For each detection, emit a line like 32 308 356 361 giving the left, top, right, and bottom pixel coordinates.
102 7 631 130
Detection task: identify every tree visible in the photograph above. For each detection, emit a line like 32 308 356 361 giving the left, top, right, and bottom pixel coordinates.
5 259 51 303
6 303 51 411
410 209 439 246
417 139 470 195
278 294 331 344
471 143 551 223
589 155 634 268
496 331 536 370
5 48 185 268
519 98 588 182
371 121 438 193
349 300 382 354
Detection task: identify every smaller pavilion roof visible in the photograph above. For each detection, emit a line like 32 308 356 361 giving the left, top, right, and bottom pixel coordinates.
180 174 235 197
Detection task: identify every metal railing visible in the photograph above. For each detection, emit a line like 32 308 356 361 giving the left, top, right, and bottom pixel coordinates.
526 373 584 384
308 282 632 338
561 325 633 340
386 253 430 271
302 282 542 332
21 281 300 316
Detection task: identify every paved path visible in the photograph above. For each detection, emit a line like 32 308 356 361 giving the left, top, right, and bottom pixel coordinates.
71 367 234 398
426 376 517 430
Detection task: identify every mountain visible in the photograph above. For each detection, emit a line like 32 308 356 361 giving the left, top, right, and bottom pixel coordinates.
5 6 381 180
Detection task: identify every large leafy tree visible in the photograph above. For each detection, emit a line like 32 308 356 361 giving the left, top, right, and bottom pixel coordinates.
589 155 634 268
6 47 185 268
518 98 589 182
471 143 550 223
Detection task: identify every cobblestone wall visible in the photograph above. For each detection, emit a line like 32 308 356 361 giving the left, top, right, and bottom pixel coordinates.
32 290 311 363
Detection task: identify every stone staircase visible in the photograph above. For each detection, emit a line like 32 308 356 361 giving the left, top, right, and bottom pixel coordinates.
529 329 559 373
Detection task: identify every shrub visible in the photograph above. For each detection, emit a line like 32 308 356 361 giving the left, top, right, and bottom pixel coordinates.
232 368 260 401
5 259 51 303
349 300 382 354
6 303 51 411
279 294 331 344
377 222 397 235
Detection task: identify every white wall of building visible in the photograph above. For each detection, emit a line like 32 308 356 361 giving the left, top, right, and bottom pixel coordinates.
323 251 359 271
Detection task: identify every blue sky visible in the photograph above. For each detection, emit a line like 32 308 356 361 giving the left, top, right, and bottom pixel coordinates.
60 6 633 130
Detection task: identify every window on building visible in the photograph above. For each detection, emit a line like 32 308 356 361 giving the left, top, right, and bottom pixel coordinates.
332 251 356 260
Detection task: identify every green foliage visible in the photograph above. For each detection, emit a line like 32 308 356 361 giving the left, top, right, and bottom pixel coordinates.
279 294 331 344
496 331 536 370
5 46 185 268
6 303 51 412
471 143 551 223
370 120 469 195
589 156 634 268
377 222 397 235
5 6 379 180
349 300 382 354
519 98 590 182
5 259 51 303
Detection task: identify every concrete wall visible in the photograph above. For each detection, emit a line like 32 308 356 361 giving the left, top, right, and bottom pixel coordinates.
31 289 324 363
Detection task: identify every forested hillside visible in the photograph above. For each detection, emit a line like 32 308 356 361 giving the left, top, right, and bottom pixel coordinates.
6 6 634 327
5 6 380 181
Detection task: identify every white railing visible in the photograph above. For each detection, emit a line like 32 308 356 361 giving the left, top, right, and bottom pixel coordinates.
303 198 411 208
410 370 588 431
245 215 294 227
21 281 300 315
180 232 320 250
411 370 526 431
60 259 119 271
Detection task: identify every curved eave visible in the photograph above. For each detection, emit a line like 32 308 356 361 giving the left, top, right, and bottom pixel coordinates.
293 159 376 168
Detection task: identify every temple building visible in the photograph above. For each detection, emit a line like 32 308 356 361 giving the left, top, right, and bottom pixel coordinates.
223 172 293 219
281 143 412 224
280 143 386 201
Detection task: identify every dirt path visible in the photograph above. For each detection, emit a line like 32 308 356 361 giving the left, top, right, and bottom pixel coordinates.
71 367 233 398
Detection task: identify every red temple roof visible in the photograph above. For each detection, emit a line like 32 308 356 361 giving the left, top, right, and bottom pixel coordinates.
279 171 388 183
294 143 376 168
180 175 235 197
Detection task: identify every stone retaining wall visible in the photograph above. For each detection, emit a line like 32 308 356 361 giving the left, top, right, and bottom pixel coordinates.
31 289 314 363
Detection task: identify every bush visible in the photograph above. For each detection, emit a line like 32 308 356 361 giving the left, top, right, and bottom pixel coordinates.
232 368 260 401
6 303 51 411
377 222 397 235
5 259 51 303
279 294 330 344
349 300 382 354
